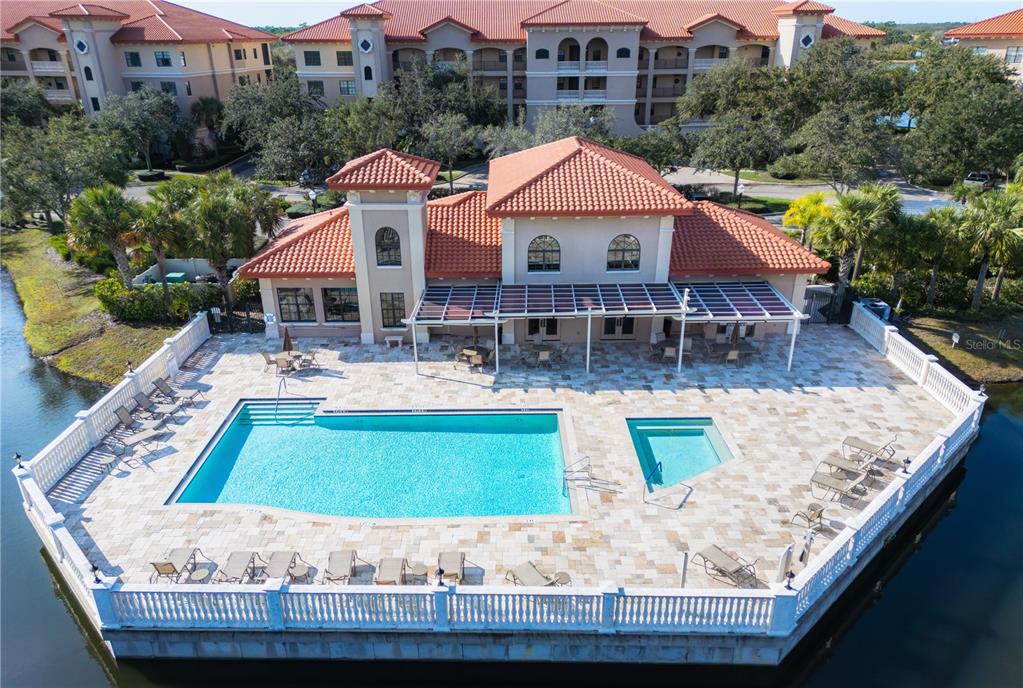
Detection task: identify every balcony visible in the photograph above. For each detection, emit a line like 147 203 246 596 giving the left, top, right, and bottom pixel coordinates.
582 89 606 101
43 89 74 102
512 59 526 71
473 60 506 72
512 88 526 98
654 58 688 70
31 60 66 75
556 89 580 101
557 61 580 72
693 58 728 71
584 60 607 72
651 86 685 97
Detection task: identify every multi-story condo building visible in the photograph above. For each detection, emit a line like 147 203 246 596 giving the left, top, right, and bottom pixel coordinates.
1 1 275 114
284 0 883 134
239 136 828 349
945 8 1023 83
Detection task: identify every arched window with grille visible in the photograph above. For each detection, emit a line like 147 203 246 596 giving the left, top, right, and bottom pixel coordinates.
527 235 560 272
375 227 401 266
363 65 373 80
616 47 630 59
606 234 640 271
535 48 549 59
83 66 93 81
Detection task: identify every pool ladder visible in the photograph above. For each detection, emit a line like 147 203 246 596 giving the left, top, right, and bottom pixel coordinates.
642 460 694 510
563 456 621 496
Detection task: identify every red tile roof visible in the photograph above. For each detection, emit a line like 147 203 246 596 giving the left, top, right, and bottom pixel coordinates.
340 3 392 18
945 8 1023 39
487 137 692 218
237 208 356 279
820 14 884 39
281 0 879 44
521 1 648 27
770 1 833 16
327 149 441 191
426 191 502 278
684 12 744 30
1 1 273 44
671 201 829 276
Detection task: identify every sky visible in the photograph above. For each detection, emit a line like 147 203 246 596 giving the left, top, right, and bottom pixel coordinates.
175 0 1023 28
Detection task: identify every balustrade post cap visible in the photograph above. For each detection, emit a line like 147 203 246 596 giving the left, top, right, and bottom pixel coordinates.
599 581 619 593
263 578 285 592
123 371 137 379
923 354 939 362
164 337 177 346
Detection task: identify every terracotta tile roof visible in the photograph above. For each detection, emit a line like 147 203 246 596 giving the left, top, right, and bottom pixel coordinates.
50 3 128 18
237 208 355 279
670 201 829 276
770 1 833 16
684 12 744 30
327 149 441 191
945 8 1023 39
279 0 879 45
3 14 66 41
486 137 692 218
340 3 392 18
521 0 648 27
821 14 884 39
425 191 502 278
2 1 273 43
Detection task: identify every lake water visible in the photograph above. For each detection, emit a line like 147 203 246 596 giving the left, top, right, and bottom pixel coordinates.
1 268 1020 687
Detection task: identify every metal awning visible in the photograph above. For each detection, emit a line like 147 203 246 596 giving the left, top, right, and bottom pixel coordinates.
672 281 803 322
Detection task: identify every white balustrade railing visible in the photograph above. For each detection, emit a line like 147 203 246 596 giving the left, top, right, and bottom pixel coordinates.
886 332 927 382
283 586 437 629
614 588 776 633
109 585 271 629
923 364 976 416
449 587 602 631
849 302 889 353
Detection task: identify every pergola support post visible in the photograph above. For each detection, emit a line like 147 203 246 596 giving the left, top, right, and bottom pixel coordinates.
676 289 689 374
787 318 800 371
494 317 500 374
585 309 592 374
411 318 420 375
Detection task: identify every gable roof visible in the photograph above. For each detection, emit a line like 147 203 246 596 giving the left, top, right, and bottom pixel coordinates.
327 149 441 191
684 12 745 31
521 1 648 27
425 191 502 278
237 208 355 279
339 3 392 18
486 137 692 218
945 8 1023 39
670 201 829 276
770 1 834 16
2 0 273 43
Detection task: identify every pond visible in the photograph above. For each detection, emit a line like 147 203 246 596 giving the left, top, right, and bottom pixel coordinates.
1 268 1020 687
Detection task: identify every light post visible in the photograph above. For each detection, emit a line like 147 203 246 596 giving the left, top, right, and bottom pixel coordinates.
308 189 318 213
736 183 745 210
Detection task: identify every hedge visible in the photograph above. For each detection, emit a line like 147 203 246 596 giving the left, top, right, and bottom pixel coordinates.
95 278 225 323
173 147 243 173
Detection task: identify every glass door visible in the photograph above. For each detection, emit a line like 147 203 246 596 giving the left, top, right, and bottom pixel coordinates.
527 318 560 342
602 316 635 340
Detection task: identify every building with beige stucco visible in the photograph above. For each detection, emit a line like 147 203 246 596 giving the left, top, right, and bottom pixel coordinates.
945 8 1023 83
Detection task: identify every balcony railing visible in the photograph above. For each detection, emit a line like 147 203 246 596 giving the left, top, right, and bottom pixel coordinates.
582 89 606 101
584 60 607 72
512 59 526 71
472 60 506 71
43 89 74 102
556 89 580 101
654 58 688 70
31 60 65 74
557 60 580 72
651 86 685 97
512 88 526 98
693 58 728 71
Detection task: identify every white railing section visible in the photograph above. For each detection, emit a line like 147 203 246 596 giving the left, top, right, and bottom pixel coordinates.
14 308 986 641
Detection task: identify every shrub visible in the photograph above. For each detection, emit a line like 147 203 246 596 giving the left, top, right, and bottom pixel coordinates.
136 169 166 182
173 146 242 173
49 233 116 274
95 277 224 323
232 278 261 305
285 190 345 218
48 233 72 260
850 272 890 302
767 157 802 181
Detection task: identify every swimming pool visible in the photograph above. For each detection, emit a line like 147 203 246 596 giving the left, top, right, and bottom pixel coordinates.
627 418 734 491
174 401 571 518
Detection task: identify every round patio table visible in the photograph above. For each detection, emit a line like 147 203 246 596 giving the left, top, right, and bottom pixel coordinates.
189 568 211 584
289 563 310 584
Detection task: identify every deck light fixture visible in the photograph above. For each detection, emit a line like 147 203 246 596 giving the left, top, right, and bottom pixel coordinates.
91 565 101 584
308 190 318 213
13 453 22 468
785 570 795 590
126 360 133 373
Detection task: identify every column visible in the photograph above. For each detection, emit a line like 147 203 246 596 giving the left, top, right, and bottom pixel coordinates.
21 49 37 83
685 47 695 83
464 49 474 77
505 49 514 123
644 47 655 126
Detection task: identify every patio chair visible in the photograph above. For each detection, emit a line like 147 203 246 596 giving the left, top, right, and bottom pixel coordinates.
299 350 319 368
132 392 184 421
323 550 358 585
438 551 465 584
214 551 265 583
842 435 897 463
107 426 169 457
723 349 741 367
153 378 203 405
810 471 869 502
374 557 408 585
148 547 199 583
115 405 166 432
694 545 758 587
554 344 570 364
536 350 552 368
274 356 294 376
259 351 275 373
790 503 826 529
505 561 560 587
469 353 484 372
662 345 677 362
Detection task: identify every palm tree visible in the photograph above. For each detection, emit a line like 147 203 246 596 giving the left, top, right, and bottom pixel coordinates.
137 177 197 310
66 184 141 288
850 182 901 282
814 191 884 294
920 206 966 307
963 190 1023 310
782 192 831 248
235 183 283 239
191 97 224 154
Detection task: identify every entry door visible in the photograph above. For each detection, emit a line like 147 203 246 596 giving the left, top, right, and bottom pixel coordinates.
527 318 559 341
602 316 636 340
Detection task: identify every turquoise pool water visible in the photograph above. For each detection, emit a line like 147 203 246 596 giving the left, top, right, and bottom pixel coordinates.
627 418 734 491
175 402 570 518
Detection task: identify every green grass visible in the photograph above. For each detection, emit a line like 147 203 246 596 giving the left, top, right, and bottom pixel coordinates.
731 169 829 185
899 314 1023 384
1 229 176 385
436 169 467 183
716 195 792 215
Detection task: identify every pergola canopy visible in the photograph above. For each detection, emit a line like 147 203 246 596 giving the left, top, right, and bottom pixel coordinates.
408 280 804 326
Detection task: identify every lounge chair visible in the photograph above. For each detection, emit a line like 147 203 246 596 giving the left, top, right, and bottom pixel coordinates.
438 551 465 584
149 547 198 583
132 392 183 421
264 551 299 580
790 503 825 529
323 550 357 585
214 551 265 583
842 435 897 462
115 405 165 432
810 470 869 502
108 426 169 456
374 557 407 585
154 378 203 405
505 561 568 587
694 545 758 586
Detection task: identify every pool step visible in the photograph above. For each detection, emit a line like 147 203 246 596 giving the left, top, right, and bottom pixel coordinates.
235 402 319 425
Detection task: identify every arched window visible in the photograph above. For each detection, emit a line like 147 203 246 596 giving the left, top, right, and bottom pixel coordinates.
527 235 560 272
535 48 549 59
607 234 640 271
363 65 373 80
83 66 93 81
616 47 630 59
375 227 401 266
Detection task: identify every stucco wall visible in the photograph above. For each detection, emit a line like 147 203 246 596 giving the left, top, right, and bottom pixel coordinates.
953 38 1023 80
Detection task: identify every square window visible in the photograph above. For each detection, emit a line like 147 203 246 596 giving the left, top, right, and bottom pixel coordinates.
154 51 171 67
130 81 144 92
179 51 187 67
90 96 100 112
323 288 359 322
160 81 177 95
277 288 316 322
304 50 321 67
337 50 353 66
125 51 142 67
234 48 244 60
185 80 192 96
1006 47 1023 64
307 80 324 96
379 293 406 328
340 79 356 95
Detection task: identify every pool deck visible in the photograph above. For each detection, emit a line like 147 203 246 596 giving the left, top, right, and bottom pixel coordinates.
48 326 951 589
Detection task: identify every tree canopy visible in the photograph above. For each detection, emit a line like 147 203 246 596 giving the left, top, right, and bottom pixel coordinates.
97 87 183 170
